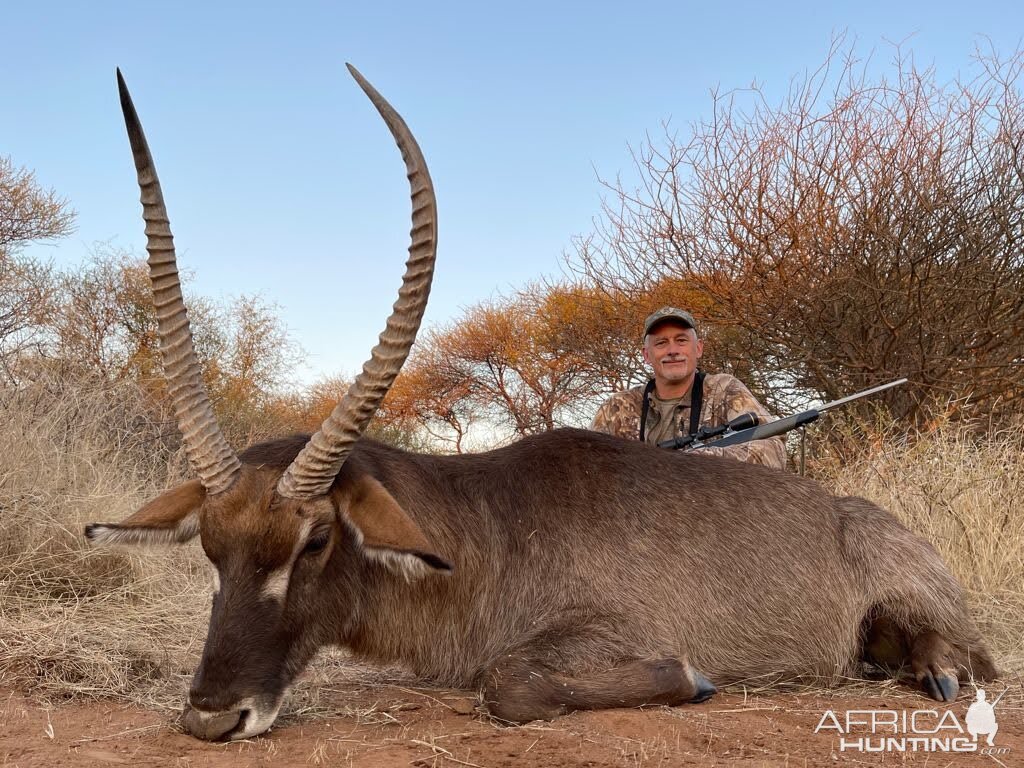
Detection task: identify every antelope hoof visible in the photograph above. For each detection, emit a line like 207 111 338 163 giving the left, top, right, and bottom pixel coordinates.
920 670 959 702
691 670 717 703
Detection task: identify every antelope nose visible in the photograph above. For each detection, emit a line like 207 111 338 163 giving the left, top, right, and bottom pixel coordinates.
182 702 243 741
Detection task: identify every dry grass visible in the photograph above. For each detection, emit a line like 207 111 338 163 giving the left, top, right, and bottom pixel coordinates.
1 374 1021 716
0 373 210 708
814 418 1024 674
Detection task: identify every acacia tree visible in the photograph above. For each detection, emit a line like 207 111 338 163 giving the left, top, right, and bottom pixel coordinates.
383 292 602 445
572 41 1024 423
0 157 75 372
380 350 478 453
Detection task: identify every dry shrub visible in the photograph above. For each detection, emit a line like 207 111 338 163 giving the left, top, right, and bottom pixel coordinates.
571 41 1024 425
815 418 1024 673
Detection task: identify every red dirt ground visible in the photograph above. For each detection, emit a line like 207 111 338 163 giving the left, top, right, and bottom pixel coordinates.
2 681 1020 767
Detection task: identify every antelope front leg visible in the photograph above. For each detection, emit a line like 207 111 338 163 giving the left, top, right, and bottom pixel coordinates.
481 653 716 724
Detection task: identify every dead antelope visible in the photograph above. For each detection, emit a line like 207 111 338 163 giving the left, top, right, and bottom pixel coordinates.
86 68 996 741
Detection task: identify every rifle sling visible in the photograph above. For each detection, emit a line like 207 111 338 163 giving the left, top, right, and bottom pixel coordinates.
638 379 656 442
689 370 705 437
640 371 704 442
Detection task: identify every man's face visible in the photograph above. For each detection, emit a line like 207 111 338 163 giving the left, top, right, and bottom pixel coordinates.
643 321 704 389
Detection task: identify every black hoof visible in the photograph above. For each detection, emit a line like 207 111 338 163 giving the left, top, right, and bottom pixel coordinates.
691 670 717 703
921 671 959 702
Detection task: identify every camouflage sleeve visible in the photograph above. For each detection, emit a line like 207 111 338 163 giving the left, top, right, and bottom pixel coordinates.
696 374 787 470
590 390 642 440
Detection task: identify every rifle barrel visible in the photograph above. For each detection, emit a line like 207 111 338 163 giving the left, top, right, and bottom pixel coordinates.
817 378 908 413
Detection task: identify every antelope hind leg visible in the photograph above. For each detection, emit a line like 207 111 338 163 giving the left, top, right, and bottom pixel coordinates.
481 654 716 724
839 496 997 701
864 618 978 702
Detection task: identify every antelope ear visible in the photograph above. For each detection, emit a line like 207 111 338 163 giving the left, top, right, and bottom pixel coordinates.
333 475 453 578
85 479 206 546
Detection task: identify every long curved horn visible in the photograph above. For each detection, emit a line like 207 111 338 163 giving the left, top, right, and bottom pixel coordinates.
277 65 437 499
118 70 241 494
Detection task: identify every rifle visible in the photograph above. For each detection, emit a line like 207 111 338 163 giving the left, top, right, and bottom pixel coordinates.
657 410 761 451
658 378 908 455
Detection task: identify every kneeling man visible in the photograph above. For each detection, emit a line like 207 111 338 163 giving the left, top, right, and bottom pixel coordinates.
591 307 786 469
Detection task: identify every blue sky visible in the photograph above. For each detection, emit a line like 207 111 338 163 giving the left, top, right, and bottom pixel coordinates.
3 1 1022 385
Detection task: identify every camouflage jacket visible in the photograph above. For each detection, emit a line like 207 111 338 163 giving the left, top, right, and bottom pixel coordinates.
590 373 787 470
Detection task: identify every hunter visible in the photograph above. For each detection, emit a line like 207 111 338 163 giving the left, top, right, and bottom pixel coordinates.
591 307 786 469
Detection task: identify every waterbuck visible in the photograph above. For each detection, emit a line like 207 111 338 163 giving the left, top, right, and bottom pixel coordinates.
86 67 996 742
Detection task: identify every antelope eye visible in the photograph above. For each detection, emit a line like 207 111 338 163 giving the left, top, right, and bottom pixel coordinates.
303 530 330 556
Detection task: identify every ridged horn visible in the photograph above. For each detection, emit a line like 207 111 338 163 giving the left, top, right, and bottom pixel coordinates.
277 65 437 499
117 70 241 494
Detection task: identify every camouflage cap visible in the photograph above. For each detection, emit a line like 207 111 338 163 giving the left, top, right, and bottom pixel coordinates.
643 306 698 337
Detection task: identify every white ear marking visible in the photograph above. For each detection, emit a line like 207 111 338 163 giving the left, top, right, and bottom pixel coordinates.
363 547 435 582
338 516 447 581
85 511 199 546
